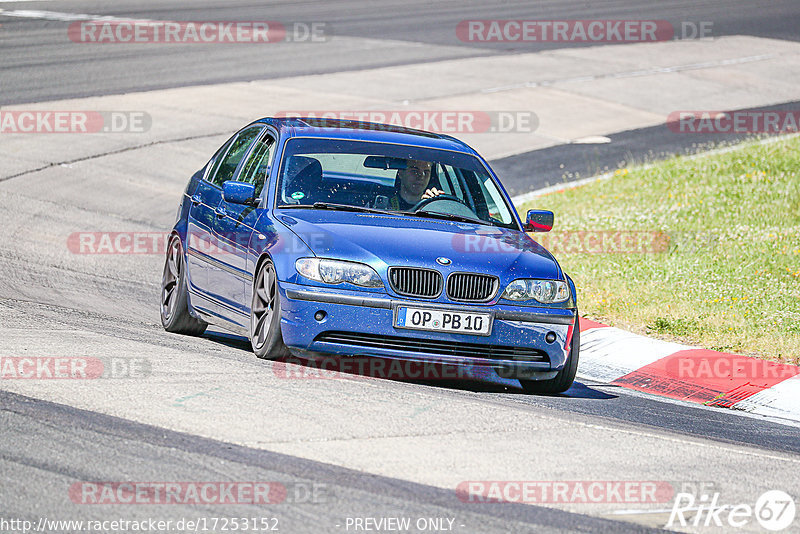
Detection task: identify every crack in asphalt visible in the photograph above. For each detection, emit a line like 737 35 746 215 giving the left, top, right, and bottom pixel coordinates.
0 131 226 182
0 253 161 289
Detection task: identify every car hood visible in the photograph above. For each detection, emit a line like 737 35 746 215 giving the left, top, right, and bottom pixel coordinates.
277 210 562 280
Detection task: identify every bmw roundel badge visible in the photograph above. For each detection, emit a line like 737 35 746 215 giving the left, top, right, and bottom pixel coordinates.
436 257 452 266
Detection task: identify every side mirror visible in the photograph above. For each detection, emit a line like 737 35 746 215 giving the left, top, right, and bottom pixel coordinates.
222 181 257 205
524 209 554 232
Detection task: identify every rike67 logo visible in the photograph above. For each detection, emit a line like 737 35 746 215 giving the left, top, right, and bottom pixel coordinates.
667 489 796 531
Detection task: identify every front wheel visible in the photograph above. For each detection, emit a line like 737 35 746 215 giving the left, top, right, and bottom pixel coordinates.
520 315 580 395
160 235 207 336
250 260 290 359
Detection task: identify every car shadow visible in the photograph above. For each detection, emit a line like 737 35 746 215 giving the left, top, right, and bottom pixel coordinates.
199 331 616 400
278 353 616 400
547 381 618 399
201 330 253 352
414 378 617 399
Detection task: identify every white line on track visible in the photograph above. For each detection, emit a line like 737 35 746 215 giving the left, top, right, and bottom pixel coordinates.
0 8 152 22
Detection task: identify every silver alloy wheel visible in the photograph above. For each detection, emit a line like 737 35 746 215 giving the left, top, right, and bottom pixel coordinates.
251 262 277 350
161 238 182 321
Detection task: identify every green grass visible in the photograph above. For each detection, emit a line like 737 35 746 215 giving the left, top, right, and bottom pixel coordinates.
518 136 800 363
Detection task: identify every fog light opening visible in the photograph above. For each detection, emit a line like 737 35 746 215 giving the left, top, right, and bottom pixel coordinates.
545 331 557 344
314 310 327 322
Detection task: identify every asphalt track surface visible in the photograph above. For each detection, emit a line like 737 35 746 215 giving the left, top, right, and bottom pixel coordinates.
4 1 800 189
1 391 654 534
2 1 800 532
492 101 800 194
1 0 800 105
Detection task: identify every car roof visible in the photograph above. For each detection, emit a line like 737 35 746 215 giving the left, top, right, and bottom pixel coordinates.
252 117 479 155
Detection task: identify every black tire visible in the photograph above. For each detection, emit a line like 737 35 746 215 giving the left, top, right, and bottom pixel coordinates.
520 315 580 395
160 235 207 336
250 259 290 360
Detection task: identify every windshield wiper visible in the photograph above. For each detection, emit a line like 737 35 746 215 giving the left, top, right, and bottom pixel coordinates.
407 210 497 227
280 202 500 227
313 202 400 215
279 202 397 215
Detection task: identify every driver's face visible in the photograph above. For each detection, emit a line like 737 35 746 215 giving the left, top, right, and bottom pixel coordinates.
398 160 432 198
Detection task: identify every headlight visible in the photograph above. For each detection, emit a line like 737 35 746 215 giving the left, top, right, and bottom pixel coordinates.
295 258 383 288
502 279 570 304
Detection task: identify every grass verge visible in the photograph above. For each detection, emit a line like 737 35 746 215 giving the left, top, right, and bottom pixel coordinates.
518 135 800 363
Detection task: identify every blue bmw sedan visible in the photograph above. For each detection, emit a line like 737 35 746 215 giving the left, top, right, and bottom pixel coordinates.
161 117 579 393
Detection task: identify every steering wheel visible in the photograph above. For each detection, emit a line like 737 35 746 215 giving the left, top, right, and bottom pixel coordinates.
411 194 471 212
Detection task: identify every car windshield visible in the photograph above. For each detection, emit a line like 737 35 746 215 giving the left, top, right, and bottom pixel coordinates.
275 138 517 229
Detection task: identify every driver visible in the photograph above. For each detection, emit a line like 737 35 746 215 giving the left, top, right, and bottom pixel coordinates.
389 159 444 211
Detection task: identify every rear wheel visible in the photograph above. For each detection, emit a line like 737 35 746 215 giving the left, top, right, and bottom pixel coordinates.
520 315 580 395
160 236 207 336
250 260 290 360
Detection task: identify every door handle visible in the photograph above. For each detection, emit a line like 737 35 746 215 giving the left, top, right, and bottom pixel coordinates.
191 195 202 206
215 207 227 218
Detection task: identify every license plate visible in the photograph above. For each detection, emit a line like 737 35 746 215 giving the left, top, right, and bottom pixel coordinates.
394 306 492 336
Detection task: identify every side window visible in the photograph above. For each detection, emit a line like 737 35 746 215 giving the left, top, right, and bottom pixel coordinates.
209 126 263 187
239 132 276 196
204 138 233 182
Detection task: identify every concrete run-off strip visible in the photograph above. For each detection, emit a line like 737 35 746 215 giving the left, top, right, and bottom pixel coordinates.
2 35 800 179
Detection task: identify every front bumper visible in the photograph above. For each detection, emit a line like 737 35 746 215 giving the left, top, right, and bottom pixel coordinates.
279 282 575 376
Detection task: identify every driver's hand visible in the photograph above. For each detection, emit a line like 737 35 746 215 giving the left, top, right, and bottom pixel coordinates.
421 188 444 200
